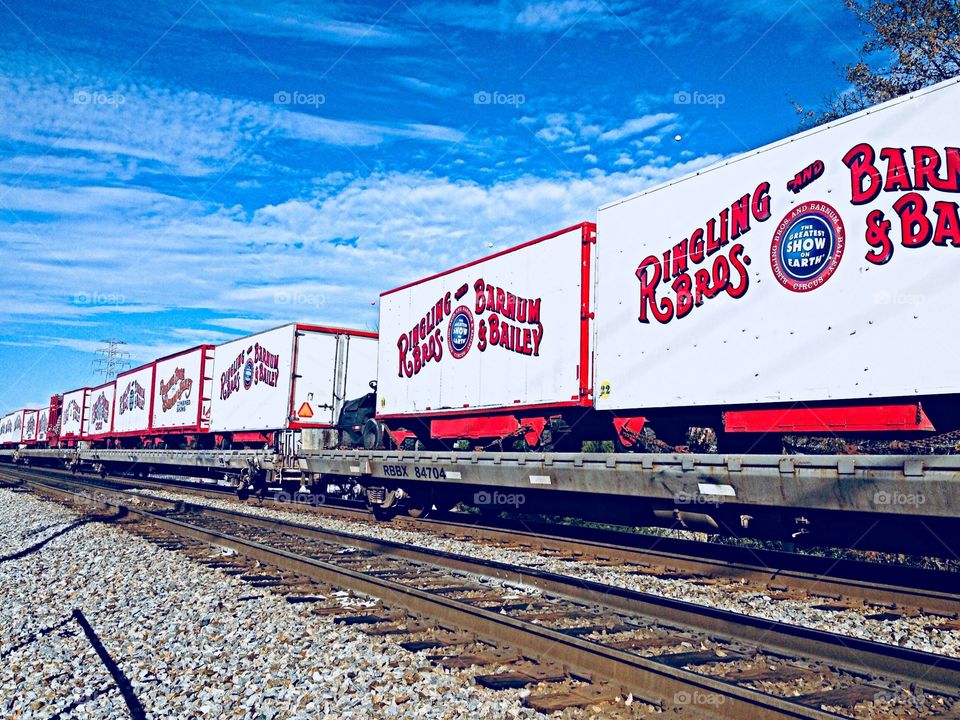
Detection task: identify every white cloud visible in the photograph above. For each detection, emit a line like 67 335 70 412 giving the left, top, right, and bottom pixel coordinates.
0 69 464 181
0 157 723 334
188 1 420 47
393 75 459 98
515 0 604 29
598 112 677 142
416 0 674 37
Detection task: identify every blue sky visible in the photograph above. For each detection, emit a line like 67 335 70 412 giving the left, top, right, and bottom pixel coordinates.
0 0 864 411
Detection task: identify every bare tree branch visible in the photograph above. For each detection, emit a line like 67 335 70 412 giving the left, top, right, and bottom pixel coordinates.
796 0 960 128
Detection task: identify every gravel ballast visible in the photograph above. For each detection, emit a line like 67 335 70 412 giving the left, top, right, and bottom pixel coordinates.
125 487 960 659
0 489 552 720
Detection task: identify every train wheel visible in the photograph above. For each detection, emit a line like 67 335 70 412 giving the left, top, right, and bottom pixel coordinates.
370 504 395 521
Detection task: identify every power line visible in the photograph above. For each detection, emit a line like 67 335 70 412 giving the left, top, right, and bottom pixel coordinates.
92 339 131 382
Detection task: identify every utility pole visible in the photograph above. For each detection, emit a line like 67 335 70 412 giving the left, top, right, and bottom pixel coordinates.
92 339 131 382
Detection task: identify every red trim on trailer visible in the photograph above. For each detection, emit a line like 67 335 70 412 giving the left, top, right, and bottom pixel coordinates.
378 399 584 421
295 323 378 339
151 344 215 435
58 387 90 440
85 381 117 440
288 422 335 430
723 403 936 433
19 409 43 445
431 415 520 440
108 429 159 438
46 394 61 446
115 359 158 436
287 326 302 430
198 344 213 432
152 343 214 365
381 222 596 297
231 431 274 444
148 362 157 433
578 223 596 404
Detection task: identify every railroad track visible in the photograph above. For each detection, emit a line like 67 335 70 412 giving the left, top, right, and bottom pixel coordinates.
14 463 960 617
4 466 960 719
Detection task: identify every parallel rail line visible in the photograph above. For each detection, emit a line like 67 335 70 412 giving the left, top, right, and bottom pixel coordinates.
5 467 960 719
15 464 960 616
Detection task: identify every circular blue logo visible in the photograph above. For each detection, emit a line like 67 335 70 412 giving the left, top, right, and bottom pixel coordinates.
770 201 845 293
447 306 474 359
779 215 834 280
243 359 255 389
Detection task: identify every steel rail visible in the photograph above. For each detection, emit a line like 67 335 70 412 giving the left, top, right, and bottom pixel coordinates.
10 468 960 700
12 464 960 616
9 470 844 720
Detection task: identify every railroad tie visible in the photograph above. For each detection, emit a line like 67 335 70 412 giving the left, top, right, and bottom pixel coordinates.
793 683 891 710
474 663 569 690
654 648 746 668
523 684 621 714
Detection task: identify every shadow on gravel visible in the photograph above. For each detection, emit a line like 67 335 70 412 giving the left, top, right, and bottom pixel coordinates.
0 615 76 660
0 508 126 564
3 610 146 719
72 609 147 720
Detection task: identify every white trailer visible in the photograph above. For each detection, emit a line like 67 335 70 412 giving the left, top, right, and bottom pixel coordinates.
37 407 49 443
0 412 16 444
114 362 155 436
85 381 116 439
21 410 39 443
209 323 378 441
376 223 596 443
152 346 215 434
59 388 89 442
595 77 960 434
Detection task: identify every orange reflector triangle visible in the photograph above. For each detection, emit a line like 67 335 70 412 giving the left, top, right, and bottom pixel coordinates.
297 402 314 418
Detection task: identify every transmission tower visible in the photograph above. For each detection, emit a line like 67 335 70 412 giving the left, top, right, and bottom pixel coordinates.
93 339 131 382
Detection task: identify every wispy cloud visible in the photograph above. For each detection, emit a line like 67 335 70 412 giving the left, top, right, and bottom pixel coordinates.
191 1 421 47
0 63 465 185
598 112 677 142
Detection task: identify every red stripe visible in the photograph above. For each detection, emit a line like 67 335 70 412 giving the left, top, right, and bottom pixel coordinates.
723 403 936 433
